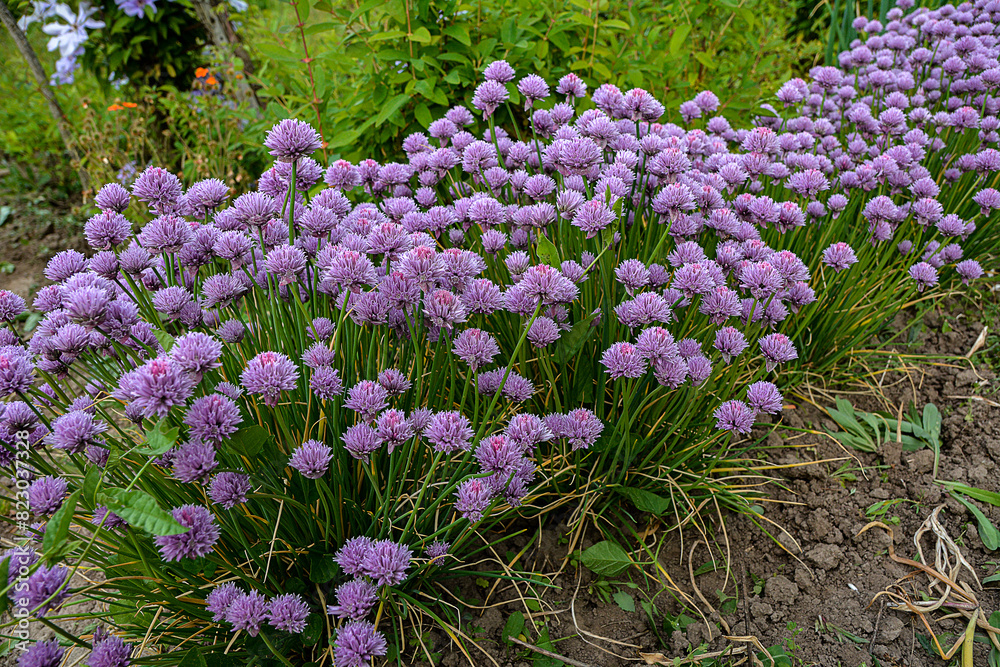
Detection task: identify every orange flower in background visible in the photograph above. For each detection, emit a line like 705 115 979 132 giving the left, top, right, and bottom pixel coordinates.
107 104 124 111
206 76 218 86
122 102 137 108
195 67 209 78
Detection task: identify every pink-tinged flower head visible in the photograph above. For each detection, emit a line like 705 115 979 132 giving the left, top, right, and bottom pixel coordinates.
265 244 307 286
822 242 858 272
759 333 797 372
483 60 515 83
241 351 299 407
154 504 220 561
426 411 474 453
375 409 413 453
454 477 494 522
452 328 500 371
424 289 467 330
713 327 748 364
117 357 195 420
556 73 587 99
518 74 549 109
0 345 34 396
344 380 389 421
601 342 647 379
955 260 983 284
714 400 755 434
545 408 604 450
264 119 323 162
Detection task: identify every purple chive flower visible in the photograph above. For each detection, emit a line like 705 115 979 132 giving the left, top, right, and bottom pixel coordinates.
328 579 378 620
518 74 549 109
557 72 587 98
713 327 748 364
956 260 983 284
132 166 182 213
547 408 604 450
117 357 195 420
289 439 334 479
759 333 797 372
483 60 515 83
341 423 381 462
264 119 323 162
185 394 241 445
23 564 69 616
746 381 783 415
908 262 938 292
527 316 560 348
334 620 388 667
336 537 374 576
425 411 474 453
226 591 268 637
88 630 132 667
241 351 299 407
311 366 344 400
376 369 411 396
208 472 251 509
85 210 132 250
207 582 241 622
375 409 413 453
425 540 451 566
424 289 467 330
265 245 308 286
601 342 647 379
302 342 336 369
95 182 131 212
45 250 88 282
171 332 223 380
454 477 494 522
154 505 220 561
0 290 26 322
714 400 755 435
309 317 336 341
615 259 650 295
472 80 509 119
361 540 412 587
821 242 859 272
172 441 218 483
18 639 63 667
267 593 309 633
0 346 35 397
344 380 389 421
28 476 67 515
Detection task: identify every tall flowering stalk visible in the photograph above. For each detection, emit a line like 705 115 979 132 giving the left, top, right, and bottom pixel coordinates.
0 0 997 662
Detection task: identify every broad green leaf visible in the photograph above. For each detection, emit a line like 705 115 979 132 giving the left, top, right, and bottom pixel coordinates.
178 648 208 667
603 19 630 30
923 403 941 445
985 573 1000 585
942 482 1000 507
616 487 672 516
137 418 178 456
442 24 471 46
256 43 301 64
43 490 81 557
501 611 524 644
535 232 560 267
694 52 717 69
414 103 432 128
613 590 635 612
309 552 338 583
229 425 272 458
552 315 597 365
83 467 101 507
301 614 324 646
669 24 692 55
409 26 432 43
152 328 175 353
952 493 1000 551
98 488 186 536
375 94 411 126
369 30 408 42
348 0 384 23
581 541 631 577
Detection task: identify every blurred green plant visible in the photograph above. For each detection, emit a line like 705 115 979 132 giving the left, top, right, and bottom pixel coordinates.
244 0 820 161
